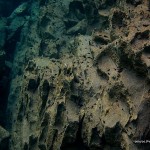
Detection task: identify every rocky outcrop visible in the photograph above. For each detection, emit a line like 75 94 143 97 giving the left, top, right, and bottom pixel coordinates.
0 0 149 150
0 126 10 150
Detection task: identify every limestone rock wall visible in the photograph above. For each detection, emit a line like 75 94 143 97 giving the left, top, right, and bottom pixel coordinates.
1 0 150 150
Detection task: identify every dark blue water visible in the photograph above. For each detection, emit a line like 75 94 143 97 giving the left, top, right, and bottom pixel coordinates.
0 0 27 17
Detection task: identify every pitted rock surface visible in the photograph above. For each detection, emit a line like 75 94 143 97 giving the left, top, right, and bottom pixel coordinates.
0 0 149 150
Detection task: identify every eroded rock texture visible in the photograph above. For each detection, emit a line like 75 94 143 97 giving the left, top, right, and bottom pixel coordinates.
1 0 149 150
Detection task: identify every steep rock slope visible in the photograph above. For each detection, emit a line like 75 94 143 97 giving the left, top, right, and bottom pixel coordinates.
5 0 150 150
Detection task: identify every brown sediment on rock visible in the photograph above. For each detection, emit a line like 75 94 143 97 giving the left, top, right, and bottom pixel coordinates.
0 0 148 150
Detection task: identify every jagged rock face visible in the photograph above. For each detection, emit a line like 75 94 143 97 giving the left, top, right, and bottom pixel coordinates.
3 0 150 150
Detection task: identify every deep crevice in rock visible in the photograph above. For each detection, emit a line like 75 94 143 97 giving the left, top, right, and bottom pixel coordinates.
61 115 89 150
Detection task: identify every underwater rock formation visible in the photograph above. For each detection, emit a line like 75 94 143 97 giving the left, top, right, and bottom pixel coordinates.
0 126 10 150
0 0 149 150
